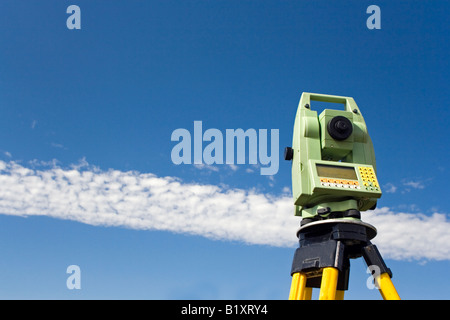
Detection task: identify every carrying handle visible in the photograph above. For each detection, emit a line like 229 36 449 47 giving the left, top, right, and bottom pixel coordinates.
299 92 360 114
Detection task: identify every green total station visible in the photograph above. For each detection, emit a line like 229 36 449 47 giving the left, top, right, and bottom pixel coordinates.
284 92 381 225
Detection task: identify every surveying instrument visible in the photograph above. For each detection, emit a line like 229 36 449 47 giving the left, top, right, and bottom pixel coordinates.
284 92 400 300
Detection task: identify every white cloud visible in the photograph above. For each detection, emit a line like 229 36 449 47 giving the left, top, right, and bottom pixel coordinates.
193 164 220 172
50 142 66 149
282 186 291 194
0 160 297 247
384 183 397 193
403 180 425 190
364 208 450 261
0 159 449 261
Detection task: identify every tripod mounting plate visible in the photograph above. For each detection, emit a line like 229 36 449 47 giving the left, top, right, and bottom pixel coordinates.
291 219 379 290
296 218 377 240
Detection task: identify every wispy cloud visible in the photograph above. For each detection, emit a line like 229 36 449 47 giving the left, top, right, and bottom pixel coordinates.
403 180 425 190
0 159 448 261
193 163 220 172
50 142 66 149
384 183 397 193
0 159 297 247
384 179 427 194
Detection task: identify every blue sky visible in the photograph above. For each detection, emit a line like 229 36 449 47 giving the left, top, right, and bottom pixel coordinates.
0 0 449 299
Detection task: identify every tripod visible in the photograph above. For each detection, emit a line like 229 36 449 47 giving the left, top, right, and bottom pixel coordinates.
288 219 400 300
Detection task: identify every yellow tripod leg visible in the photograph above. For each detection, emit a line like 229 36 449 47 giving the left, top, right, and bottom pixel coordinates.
335 290 345 300
289 272 309 300
303 287 313 300
376 272 401 300
289 272 302 300
319 267 339 300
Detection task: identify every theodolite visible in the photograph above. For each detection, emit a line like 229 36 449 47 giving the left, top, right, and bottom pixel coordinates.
284 92 381 225
285 92 399 300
